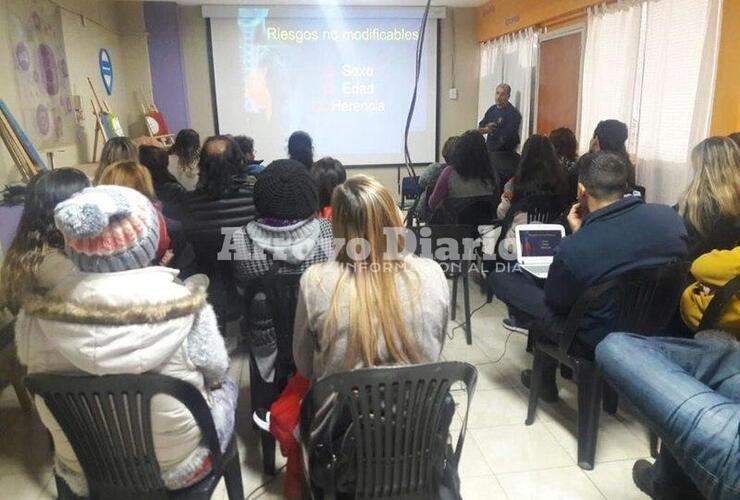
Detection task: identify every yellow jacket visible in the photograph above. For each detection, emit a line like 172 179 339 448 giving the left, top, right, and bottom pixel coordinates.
681 246 740 337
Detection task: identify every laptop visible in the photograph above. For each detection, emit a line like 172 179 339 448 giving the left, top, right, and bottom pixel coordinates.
515 224 566 279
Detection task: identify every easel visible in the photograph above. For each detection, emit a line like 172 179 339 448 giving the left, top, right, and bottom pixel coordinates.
0 101 42 181
88 77 124 162
137 87 175 147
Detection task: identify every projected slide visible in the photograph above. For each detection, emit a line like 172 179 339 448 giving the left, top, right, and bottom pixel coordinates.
210 8 438 165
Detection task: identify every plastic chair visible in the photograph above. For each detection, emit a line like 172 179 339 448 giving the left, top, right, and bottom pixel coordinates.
435 195 497 226
24 373 243 500
643 274 740 459
299 361 477 500
400 176 420 210
0 320 31 413
409 224 479 345
243 270 303 475
524 261 690 470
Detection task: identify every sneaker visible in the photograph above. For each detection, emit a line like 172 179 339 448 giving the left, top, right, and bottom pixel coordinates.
632 459 656 497
502 317 529 334
521 369 559 403
253 409 271 432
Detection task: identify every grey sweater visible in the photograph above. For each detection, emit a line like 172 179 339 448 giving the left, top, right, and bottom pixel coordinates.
293 255 449 380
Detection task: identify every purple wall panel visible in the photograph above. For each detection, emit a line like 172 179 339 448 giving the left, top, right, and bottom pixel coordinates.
143 2 189 133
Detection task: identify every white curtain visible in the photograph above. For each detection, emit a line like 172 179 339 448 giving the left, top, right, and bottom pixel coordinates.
478 28 538 149
635 0 722 204
580 0 722 204
579 1 643 155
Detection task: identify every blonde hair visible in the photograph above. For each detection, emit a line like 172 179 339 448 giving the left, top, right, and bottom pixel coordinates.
93 137 139 185
98 161 156 199
324 175 422 369
679 137 740 239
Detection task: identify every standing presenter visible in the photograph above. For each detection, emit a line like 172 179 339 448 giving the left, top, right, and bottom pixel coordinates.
478 83 522 153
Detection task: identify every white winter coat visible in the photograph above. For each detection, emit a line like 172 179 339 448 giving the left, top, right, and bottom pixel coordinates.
14 266 229 494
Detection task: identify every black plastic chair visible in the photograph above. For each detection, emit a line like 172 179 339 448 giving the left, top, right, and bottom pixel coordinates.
400 176 421 210
643 273 740 459
299 361 477 500
244 270 303 475
436 195 497 226
24 373 243 500
409 224 479 345
524 261 690 470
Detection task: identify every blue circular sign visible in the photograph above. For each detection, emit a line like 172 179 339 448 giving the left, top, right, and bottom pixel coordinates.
99 49 113 96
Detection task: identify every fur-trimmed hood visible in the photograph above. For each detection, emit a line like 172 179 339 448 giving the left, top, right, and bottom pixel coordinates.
18 266 206 375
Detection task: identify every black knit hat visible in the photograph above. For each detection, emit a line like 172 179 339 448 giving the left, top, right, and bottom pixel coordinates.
254 159 319 219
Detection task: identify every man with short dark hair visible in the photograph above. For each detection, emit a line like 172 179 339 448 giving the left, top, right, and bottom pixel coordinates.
488 152 688 399
479 83 522 153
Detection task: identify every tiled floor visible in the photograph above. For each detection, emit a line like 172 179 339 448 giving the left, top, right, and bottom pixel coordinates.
0 280 651 499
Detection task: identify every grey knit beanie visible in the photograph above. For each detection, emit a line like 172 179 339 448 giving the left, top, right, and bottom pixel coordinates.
54 185 160 272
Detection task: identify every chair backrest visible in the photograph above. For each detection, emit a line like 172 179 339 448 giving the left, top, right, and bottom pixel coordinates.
561 261 691 351
24 373 222 500
408 224 479 266
300 362 477 500
698 274 740 331
247 270 303 387
441 195 497 226
493 192 564 260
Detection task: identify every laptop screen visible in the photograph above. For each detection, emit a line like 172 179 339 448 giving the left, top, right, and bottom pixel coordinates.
518 229 563 258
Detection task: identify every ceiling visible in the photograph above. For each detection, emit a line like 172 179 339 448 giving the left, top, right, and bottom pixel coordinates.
128 0 487 7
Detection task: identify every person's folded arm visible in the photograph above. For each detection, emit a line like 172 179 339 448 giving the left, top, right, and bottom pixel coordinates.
478 107 493 129
428 165 453 211
495 109 521 149
544 257 581 315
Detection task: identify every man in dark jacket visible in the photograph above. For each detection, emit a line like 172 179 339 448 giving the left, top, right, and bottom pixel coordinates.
479 83 522 153
489 152 688 397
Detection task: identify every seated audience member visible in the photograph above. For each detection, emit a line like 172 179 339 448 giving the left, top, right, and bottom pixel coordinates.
98 161 196 277
231 159 333 283
234 135 265 182
428 129 498 215
287 130 314 169
92 136 139 185
596 245 739 500
139 145 187 206
681 246 739 335
549 127 579 200
412 136 458 223
230 160 332 420
310 157 346 219
168 129 201 191
549 127 579 172
677 136 740 259
0 169 89 313
178 135 257 323
489 143 521 190
590 119 637 188
728 132 740 147
490 153 687 391
14 185 237 497
294 174 450 380
495 135 570 254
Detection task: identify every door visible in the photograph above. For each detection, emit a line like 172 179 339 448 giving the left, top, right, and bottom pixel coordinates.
536 30 582 136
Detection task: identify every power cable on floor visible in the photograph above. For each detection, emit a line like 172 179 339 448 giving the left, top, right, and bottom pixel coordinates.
245 464 287 500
